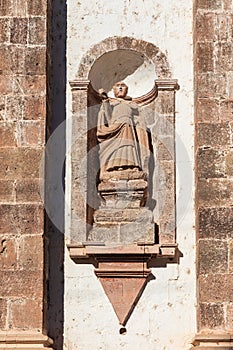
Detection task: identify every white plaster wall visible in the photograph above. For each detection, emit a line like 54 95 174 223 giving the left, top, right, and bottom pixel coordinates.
65 1 196 349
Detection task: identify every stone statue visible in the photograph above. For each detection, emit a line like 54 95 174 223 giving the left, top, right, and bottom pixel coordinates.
97 81 150 179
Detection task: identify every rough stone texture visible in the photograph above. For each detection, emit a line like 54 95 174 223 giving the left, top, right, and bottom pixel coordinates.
0 298 7 328
0 180 15 202
196 98 219 123
0 148 43 179
199 207 233 240
0 122 17 147
196 13 215 42
198 179 233 207
0 204 43 235
196 73 227 99
196 0 222 10
0 237 17 270
15 179 42 202
8 298 43 329
197 148 225 178
0 271 43 298
28 17 46 45
199 303 224 329
195 0 233 335
198 123 231 147
199 274 233 303
220 100 233 122
226 303 233 329
198 239 228 274
0 0 47 338
225 151 233 176
196 42 214 72
228 240 233 273
10 18 27 44
18 236 44 270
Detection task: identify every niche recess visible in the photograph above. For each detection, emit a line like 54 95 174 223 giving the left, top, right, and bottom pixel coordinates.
67 37 179 326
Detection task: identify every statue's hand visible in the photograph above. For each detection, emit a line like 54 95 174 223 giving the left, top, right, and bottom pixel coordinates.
98 88 108 100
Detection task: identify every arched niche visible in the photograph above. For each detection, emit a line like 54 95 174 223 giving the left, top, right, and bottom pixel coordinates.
77 36 171 81
68 36 178 257
68 36 179 327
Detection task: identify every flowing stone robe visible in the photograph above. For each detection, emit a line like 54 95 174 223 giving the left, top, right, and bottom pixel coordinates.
97 97 150 178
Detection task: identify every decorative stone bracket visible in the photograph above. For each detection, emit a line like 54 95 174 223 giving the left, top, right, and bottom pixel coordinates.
68 243 177 326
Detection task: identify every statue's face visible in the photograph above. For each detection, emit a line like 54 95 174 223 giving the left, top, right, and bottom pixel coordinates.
113 82 128 98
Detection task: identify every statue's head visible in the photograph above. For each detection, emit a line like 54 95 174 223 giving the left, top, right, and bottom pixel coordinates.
113 81 128 98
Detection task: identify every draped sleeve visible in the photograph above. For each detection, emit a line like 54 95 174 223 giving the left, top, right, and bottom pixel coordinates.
97 100 126 142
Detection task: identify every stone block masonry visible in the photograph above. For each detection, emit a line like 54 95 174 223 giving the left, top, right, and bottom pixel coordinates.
0 0 52 348
194 0 233 345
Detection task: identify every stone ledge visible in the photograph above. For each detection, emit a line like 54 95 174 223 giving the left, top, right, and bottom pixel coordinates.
0 348 52 350
192 345 233 350
155 79 180 91
68 243 159 258
192 333 233 348
0 332 53 349
69 79 90 91
67 242 177 259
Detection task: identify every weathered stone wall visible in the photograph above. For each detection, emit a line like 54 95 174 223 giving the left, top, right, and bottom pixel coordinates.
0 0 47 338
195 0 233 334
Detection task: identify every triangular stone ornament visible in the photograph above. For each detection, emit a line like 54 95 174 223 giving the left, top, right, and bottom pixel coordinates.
98 276 148 325
95 260 152 326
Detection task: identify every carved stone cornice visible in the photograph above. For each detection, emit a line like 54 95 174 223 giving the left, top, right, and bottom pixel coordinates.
69 79 90 91
67 242 177 259
155 79 180 91
73 79 179 105
67 243 160 259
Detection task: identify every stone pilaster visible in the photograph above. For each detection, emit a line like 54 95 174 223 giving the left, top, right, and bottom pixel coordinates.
194 0 233 347
69 80 90 243
154 79 179 245
0 0 52 347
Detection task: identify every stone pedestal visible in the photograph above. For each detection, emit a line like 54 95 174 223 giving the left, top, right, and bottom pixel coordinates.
89 169 155 244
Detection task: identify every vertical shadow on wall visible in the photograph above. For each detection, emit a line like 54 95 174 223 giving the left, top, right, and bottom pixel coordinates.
46 0 66 349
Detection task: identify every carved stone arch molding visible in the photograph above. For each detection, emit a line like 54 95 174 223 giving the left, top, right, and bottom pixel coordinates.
77 36 171 80
67 36 179 327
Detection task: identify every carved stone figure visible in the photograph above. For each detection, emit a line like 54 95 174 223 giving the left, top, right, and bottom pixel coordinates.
97 82 150 180
90 81 158 244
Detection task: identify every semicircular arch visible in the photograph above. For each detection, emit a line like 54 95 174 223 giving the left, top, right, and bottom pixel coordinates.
77 36 171 81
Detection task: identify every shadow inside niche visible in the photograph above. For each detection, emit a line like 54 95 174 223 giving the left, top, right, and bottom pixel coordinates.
89 49 144 92
88 49 155 97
